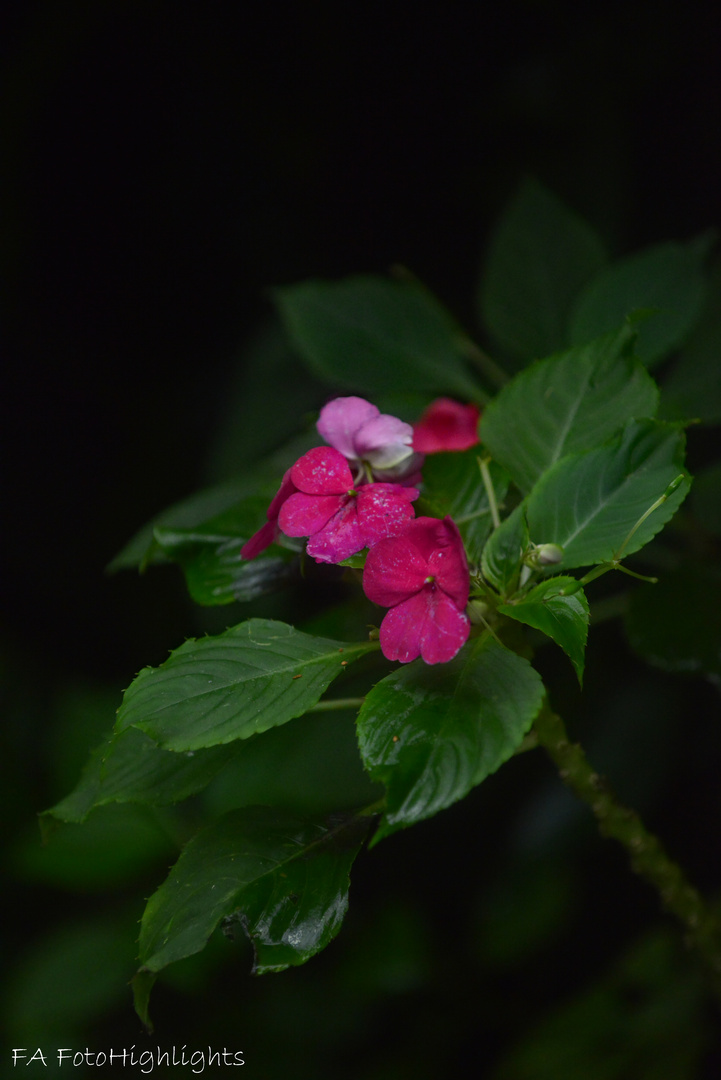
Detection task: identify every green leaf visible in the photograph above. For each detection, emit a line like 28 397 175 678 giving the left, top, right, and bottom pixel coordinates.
480 503 529 596
659 258 721 425
625 565 721 684
357 635 544 842
499 577 589 684
43 728 237 825
138 806 371 977
417 450 510 563
115 618 377 752
525 419 690 569
569 234 714 367
480 327 660 493
153 498 301 606
479 178 607 361
107 479 267 572
274 274 484 402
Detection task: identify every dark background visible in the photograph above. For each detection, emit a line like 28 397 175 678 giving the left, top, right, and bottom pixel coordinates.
2 2 721 1076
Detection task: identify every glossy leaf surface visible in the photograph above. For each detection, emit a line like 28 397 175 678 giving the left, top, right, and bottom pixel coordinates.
274 275 483 401
480 503 529 596
479 178 607 361
525 420 690 569
154 498 301 605
417 450 510 562
480 327 659 493
138 806 370 975
115 619 376 751
499 576 589 684
357 635 544 842
569 235 713 367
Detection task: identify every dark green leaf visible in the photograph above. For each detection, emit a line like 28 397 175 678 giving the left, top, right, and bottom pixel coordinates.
569 234 714 367
153 498 301 606
274 275 484 402
480 503 529 596
115 618 377 752
625 565 721 684
525 420 690 569
499 577 589 684
357 635 544 842
138 806 370 976
480 327 659 493
203 709 382 817
107 480 267 572
417 450 510 563
44 728 237 824
479 178 607 361
660 258 721 425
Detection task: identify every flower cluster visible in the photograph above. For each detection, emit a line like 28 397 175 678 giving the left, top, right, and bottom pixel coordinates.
242 395 477 664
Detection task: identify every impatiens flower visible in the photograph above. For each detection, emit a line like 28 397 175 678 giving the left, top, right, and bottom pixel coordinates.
278 446 418 564
317 396 423 480
363 516 471 664
412 398 481 453
240 468 298 560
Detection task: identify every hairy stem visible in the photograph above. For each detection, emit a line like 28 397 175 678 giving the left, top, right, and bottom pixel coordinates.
534 704 721 1002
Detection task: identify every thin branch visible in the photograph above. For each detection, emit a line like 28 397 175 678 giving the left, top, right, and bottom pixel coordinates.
534 704 721 1005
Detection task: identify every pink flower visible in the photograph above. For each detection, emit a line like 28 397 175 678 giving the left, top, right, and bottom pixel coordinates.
412 398 481 453
278 446 418 564
240 469 298 560
317 396 423 480
363 516 471 664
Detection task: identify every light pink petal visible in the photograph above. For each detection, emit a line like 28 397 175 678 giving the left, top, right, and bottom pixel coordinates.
354 414 414 469
278 492 344 537
363 532 430 608
240 520 277 560
428 516 470 610
316 397 379 459
290 446 354 495
306 500 364 563
413 398 481 453
379 588 470 665
372 452 425 485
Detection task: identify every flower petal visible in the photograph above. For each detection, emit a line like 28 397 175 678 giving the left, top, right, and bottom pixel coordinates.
362 531 430 608
413 398 481 453
317 397 379 460
379 588 470 664
356 483 418 549
354 414 414 469
306 500 364 563
290 446 355 495
240 520 277 560
278 492 344 537
427 517 470 610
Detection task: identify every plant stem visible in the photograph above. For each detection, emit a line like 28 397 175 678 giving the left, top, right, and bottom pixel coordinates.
534 703 721 1003
478 455 501 530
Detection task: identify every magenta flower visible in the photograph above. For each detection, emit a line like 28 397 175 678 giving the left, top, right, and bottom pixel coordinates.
412 398 481 453
363 516 471 664
317 396 423 480
240 469 298 560
277 446 418 564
